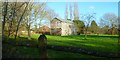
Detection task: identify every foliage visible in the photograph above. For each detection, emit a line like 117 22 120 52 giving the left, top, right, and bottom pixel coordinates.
100 25 109 34
2 2 58 40
89 20 99 34
73 20 85 34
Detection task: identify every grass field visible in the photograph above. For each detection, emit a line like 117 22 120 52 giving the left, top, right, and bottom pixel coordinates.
47 35 119 53
18 34 119 53
3 34 119 58
3 44 100 58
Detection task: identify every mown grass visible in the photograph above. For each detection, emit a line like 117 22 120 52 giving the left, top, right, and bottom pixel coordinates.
3 44 100 58
46 34 119 53
3 34 119 53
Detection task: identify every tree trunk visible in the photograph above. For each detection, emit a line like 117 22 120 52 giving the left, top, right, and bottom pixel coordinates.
111 27 115 35
8 3 16 39
85 30 87 39
85 27 88 39
50 20 52 35
8 21 12 39
2 2 8 40
15 3 28 40
28 25 31 40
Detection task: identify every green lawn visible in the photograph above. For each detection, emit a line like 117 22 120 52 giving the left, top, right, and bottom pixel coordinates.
30 34 119 53
3 34 119 53
3 44 100 58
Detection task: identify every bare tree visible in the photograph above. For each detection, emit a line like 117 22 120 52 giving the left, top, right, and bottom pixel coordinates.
82 12 96 39
2 2 27 40
32 2 47 29
7 2 17 39
23 2 34 40
2 1 57 40
38 3 47 28
23 2 47 40
2 2 8 40
46 8 58 23
99 18 109 28
15 2 29 39
9 2 27 38
103 13 118 27
46 8 58 35
102 13 118 35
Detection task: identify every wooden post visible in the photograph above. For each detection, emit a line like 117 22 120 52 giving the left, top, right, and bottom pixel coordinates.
38 34 47 59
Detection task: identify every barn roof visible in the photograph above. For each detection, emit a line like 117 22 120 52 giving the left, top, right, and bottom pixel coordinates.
52 18 73 24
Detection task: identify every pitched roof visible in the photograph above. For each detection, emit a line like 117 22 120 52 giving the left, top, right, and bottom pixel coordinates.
52 18 73 23
52 17 62 22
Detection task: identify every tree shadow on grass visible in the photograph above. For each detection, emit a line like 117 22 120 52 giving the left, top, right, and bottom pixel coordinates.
3 36 38 47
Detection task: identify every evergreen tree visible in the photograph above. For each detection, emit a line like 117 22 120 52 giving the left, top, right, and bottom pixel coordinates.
89 20 99 34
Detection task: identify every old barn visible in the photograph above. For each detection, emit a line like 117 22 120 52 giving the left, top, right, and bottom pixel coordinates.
51 18 77 36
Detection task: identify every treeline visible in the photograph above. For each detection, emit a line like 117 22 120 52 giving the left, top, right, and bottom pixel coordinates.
1 2 119 41
73 12 118 35
2 2 58 40
73 19 118 35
